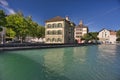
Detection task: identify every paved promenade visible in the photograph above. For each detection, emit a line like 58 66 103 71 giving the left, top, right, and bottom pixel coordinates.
0 43 99 51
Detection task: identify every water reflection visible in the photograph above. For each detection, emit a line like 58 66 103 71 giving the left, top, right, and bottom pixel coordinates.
0 53 70 80
0 45 120 80
43 48 65 75
73 46 87 64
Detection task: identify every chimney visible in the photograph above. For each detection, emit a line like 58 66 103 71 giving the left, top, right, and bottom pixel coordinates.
65 16 70 21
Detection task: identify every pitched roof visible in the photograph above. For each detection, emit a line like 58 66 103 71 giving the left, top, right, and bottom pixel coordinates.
99 28 116 35
76 24 88 28
45 16 65 22
109 30 116 35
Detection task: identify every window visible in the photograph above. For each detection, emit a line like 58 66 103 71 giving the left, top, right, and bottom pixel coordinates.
52 38 56 42
57 38 62 42
76 36 79 38
58 30 62 35
47 24 51 28
76 32 82 34
58 23 62 28
47 38 51 42
76 28 82 31
52 24 56 28
47 31 51 35
52 30 57 35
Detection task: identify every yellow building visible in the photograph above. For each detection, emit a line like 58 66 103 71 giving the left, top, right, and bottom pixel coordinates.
74 20 89 43
45 16 75 44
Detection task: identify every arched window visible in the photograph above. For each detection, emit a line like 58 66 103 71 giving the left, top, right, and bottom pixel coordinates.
57 38 62 42
47 24 51 28
47 31 51 35
58 23 62 28
47 38 51 42
52 38 56 42
52 30 56 35
52 24 56 28
58 30 62 35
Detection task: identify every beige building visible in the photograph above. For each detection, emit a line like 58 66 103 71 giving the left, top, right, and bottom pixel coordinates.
45 16 75 44
97 28 117 44
74 20 88 43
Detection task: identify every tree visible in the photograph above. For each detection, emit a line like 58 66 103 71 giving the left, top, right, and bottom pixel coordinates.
25 16 45 39
116 38 120 41
0 27 3 32
35 26 45 39
81 32 99 43
6 28 16 38
6 12 29 43
81 33 92 42
25 16 38 38
0 10 6 44
117 30 120 38
89 32 99 40
0 10 6 28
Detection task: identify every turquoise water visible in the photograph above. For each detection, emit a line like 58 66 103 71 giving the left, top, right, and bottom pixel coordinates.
0 45 120 80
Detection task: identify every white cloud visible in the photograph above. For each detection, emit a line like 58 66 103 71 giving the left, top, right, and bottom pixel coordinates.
0 0 16 14
0 0 8 6
85 22 94 26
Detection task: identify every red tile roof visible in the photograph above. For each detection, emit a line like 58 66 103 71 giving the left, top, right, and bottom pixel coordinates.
110 30 116 35
76 24 88 28
45 16 65 22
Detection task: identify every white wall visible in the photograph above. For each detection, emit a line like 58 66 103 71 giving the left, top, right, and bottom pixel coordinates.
98 29 117 44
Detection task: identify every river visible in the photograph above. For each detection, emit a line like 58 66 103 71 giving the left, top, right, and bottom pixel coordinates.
0 45 120 80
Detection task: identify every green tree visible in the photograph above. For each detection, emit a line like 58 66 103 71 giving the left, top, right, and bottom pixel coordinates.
6 28 16 38
6 12 29 43
0 10 6 32
117 30 120 38
25 16 38 38
0 10 6 28
116 30 120 42
116 38 120 41
81 32 99 43
25 16 45 39
89 32 99 40
81 33 92 43
35 26 45 39
0 27 3 32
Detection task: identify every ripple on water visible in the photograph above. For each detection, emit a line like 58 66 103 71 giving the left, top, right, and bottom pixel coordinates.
0 45 120 80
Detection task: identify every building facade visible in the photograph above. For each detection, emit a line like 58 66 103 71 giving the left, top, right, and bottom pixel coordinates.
45 16 75 44
97 28 117 44
74 20 88 43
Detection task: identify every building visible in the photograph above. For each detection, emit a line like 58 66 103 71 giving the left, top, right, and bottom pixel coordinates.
97 28 117 44
45 16 75 44
74 20 88 43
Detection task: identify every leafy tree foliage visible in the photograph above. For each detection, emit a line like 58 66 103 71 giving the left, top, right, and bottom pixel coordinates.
117 30 120 38
0 27 3 32
81 32 99 43
35 26 45 39
0 10 6 32
6 28 16 38
6 12 30 43
25 16 45 39
116 38 120 41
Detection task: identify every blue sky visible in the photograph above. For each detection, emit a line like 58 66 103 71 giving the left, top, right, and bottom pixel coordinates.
0 0 120 32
